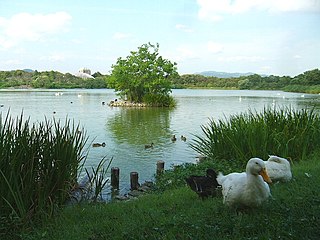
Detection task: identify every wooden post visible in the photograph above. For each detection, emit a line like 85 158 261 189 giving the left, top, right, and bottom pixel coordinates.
130 172 139 190
156 160 165 175
111 167 120 190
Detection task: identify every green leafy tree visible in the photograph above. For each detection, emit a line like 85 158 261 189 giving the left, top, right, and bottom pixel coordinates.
110 43 178 106
292 69 320 85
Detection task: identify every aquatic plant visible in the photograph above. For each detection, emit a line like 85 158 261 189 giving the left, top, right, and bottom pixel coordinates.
0 112 88 232
85 157 113 202
190 106 320 167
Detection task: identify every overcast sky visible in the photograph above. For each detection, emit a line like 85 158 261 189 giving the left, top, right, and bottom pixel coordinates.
0 0 319 76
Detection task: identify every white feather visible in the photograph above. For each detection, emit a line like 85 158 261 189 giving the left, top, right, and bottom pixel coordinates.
265 155 292 182
217 158 271 208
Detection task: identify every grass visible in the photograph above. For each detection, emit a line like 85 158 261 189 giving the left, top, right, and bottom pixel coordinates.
190 106 320 167
20 151 320 240
0 112 88 237
142 93 177 107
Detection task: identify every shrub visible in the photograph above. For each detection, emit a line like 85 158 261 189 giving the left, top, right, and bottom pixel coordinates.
142 93 176 107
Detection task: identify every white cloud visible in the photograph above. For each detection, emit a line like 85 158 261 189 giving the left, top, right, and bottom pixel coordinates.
0 12 72 49
197 0 320 21
260 65 272 71
0 36 14 49
1 59 22 66
71 38 84 44
167 42 223 64
293 54 302 59
177 46 196 59
162 45 197 64
175 24 194 33
218 55 265 62
207 41 223 53
112 32 131 40
40 53 66 62
267 0 320 12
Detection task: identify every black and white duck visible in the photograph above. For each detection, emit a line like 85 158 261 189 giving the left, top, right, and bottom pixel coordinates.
185 168 221 199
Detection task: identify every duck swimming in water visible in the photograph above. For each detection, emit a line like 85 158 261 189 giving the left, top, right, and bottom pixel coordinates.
92 142 106 147
144 143 154 149
171 135 177 142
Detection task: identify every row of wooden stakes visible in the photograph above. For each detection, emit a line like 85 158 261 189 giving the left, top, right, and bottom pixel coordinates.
110 160 165 191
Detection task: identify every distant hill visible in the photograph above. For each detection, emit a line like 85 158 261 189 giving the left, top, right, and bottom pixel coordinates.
196 71 257 78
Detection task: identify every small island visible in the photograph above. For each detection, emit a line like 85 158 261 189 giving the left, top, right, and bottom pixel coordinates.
1 43 320 99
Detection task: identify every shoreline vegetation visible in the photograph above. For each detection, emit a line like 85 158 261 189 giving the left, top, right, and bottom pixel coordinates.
0 68 320 94
22 152 320 239
1 107 320 239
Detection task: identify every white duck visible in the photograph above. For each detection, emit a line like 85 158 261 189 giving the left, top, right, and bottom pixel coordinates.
264 155 292 182
217 158 272 209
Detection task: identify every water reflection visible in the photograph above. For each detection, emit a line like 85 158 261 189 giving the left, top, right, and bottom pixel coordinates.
107 107 172 146
104 107 181 194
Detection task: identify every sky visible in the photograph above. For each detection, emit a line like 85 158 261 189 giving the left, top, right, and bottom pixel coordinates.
0 0 320 77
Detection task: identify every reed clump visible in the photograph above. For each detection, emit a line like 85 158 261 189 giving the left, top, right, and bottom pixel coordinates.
0 112 88 234
190 107 320 167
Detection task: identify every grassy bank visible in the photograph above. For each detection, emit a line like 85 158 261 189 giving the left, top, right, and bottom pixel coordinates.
21 151 320 240
4 107 320 239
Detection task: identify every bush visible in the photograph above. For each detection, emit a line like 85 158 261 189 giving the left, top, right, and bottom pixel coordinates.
142 93 176 107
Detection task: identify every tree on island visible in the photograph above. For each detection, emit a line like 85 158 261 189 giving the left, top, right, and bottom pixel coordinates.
109 42 178 107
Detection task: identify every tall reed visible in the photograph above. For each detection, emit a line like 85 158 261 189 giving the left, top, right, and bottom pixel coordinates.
85 157 112 202
0 112 88 232
190 107 320 167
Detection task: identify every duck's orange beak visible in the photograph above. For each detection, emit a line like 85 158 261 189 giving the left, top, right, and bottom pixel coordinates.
259 168 272 184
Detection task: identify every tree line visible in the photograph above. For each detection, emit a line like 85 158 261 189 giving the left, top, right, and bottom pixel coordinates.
1 66 319 94
0 70 110 89
173 68 320 94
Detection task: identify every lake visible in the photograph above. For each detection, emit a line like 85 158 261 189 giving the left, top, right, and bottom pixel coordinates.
1 89 319 198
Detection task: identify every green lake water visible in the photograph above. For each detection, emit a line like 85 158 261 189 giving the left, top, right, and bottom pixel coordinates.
1 88 319 198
